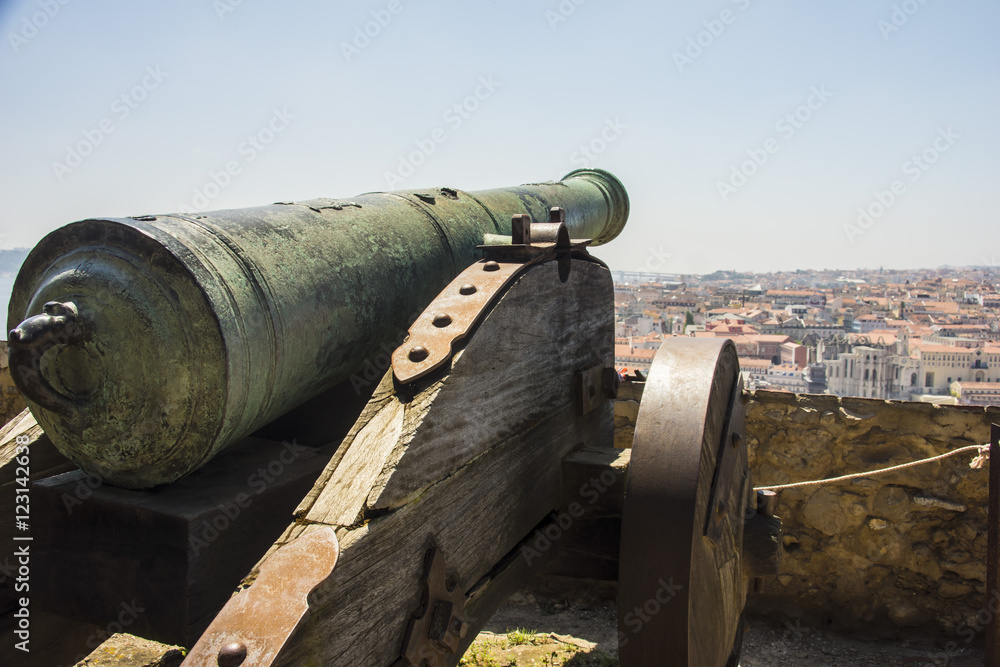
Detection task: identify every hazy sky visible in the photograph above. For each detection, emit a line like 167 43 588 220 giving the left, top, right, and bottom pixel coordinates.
1 0 997 275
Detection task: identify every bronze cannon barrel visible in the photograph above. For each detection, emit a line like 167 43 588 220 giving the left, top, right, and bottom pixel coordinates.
7 169 629 488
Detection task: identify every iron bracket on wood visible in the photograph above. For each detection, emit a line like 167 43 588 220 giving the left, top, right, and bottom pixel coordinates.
575 364 619 415
703 376 749 547
392 208 599 386
181 527 340 667
399 547 469 667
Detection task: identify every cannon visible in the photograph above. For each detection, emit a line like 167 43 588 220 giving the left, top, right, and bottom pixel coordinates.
2 172 782 666
6 170 627 488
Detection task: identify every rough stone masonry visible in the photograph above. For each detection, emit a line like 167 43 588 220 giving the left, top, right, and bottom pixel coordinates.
746 390 998 640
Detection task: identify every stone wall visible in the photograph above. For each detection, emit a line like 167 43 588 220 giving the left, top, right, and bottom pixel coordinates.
615 382 999 638
0 342 26 425
747 390 998 639
76 633 184 666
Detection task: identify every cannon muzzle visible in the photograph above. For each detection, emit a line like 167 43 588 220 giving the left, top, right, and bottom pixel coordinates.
8 169 629 488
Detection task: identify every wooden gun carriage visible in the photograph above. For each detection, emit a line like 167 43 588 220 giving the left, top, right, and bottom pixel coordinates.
2 171 781 666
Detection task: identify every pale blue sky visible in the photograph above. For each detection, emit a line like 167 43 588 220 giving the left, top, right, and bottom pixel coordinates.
1 0 997 275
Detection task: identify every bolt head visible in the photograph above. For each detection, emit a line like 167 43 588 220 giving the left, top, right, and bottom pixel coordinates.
459 284 477 295
217 641 247 667
483 261 500 272
408 345 429 362
432 313 453 328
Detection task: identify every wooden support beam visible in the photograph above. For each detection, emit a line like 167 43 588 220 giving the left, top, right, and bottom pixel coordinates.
186 258 615 666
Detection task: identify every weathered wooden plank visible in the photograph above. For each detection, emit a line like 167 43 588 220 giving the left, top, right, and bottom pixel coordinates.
197 258 614 666
0 409 76 499
366 260 615 511
455 514 563 658
306 387 404 526
293 260 614 530
277 401 612 666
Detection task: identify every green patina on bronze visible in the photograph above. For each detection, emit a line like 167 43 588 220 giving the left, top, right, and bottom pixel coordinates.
7 169 629 489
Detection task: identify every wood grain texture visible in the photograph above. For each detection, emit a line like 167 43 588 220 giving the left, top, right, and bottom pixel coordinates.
220 258 614 666
367 259 614 511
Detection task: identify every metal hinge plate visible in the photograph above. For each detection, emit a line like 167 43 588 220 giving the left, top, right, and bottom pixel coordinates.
392 212 596 386
392 257 539 385
399 547 469 666
575 364 620 415
182 527 339 667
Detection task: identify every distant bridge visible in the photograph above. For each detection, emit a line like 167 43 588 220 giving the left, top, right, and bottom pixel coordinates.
611 270 684 285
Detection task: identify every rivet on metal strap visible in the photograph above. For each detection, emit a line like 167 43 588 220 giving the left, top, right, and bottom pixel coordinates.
217 642 247 666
